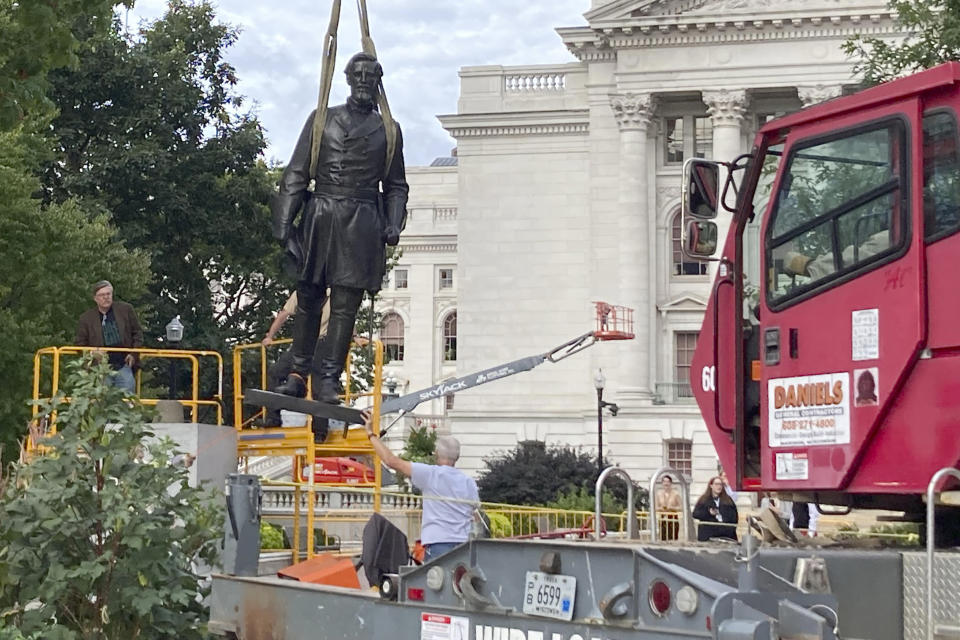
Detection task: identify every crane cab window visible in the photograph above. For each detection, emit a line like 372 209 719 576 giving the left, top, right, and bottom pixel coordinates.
766 120 908 306
923 110 960 242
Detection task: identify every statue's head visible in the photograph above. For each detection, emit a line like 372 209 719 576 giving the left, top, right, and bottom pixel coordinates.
344 52 382 106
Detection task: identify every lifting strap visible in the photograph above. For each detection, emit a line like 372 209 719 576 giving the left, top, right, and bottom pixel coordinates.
309 0 399 181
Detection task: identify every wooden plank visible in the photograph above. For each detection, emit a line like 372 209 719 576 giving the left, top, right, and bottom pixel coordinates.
244 389 366 425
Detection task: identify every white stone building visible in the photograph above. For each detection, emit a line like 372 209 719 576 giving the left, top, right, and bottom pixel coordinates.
383 0 901 494
377 161 460 436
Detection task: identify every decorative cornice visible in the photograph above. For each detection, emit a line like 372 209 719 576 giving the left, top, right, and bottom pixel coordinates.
657 293 709 312
702 88 748 126
797 83 843 107
560 10 898 57
440 110 590 139
610 92 657 131
445 123 588 138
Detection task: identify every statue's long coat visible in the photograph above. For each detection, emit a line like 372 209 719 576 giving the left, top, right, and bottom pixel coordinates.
272 104 408 292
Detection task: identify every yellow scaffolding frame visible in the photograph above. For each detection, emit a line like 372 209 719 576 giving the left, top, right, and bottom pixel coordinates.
29 345 224 452
233 338 385 561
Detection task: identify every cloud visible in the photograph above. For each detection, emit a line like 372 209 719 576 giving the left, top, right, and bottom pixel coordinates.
126 0 588 166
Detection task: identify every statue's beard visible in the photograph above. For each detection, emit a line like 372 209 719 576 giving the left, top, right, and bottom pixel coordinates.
351 87 377 106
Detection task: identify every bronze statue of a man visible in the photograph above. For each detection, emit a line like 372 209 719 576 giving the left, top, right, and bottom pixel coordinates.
272 52 408 403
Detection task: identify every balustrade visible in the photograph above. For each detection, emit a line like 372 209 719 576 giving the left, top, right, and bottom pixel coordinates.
504 72 566 92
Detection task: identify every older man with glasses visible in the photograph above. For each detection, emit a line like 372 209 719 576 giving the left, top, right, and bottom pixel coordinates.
74 280 143 393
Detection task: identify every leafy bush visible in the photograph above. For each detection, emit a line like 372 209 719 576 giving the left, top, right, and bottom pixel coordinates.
0 359 222 639
486 512 513 538
260 522 285 550
547 486 622 514
477 440 648 509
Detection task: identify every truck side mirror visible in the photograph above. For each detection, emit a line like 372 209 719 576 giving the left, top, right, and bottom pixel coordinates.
685 219 718 258
683 159 721 220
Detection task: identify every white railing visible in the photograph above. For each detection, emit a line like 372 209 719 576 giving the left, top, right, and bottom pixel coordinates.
504 72 566 92
241 456 292 479
261 485 423 515
434 207 458 222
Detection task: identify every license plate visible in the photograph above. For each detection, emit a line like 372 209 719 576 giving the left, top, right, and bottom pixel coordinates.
523 571 576 621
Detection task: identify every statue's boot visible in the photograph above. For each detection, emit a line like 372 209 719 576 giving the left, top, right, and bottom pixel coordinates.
312 286 364 405
313 358 342 405
273 307 323 398
274 372 306 398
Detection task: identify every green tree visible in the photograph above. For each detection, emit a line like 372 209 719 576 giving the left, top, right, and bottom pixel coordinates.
394 422 438 492
843 0 960 85
38 1 285 414
0 0 130 129
0 123 150 463
0 358 222 638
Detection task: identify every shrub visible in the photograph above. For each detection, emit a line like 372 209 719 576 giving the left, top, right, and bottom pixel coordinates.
260 522 286 550
486 512 513 538
0 359 222 639
477 440 648 509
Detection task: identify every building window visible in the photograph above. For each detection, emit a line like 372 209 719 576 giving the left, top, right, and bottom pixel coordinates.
675 332 698 397
664 439 693 479
439 267 454 290
664 115 713 165
694 116 712 159
381 313 404 362
442 312 457 361
394 268 409 289
445 394 455 411
665 117 685 164
671 212 708 276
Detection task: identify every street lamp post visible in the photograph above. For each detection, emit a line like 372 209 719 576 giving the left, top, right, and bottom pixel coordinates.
593 368 620 479
594 369 605 477
384 373 399 397
165 315 184 400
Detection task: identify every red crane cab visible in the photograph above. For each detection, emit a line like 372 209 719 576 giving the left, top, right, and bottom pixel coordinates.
685 62 960 529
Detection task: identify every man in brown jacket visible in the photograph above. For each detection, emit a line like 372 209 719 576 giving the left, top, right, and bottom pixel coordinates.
75 280 143 393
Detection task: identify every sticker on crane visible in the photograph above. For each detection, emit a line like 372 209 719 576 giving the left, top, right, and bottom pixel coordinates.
853 367 879 407
421 613 469 640
852 309 879 361
768 373 850 447
775 452 809 480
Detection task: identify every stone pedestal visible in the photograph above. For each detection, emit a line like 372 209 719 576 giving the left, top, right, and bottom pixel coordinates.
149 422 238 490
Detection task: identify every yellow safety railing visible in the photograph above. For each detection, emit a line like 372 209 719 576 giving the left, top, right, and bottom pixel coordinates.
233 338 385 560
232 338 383 430
30 345 224 452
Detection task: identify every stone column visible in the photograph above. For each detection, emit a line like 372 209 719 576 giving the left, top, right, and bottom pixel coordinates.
702 89 747 275
610 92 656 404
798 84 843 108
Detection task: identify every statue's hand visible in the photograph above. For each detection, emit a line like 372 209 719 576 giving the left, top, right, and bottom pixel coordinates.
384 226 400 246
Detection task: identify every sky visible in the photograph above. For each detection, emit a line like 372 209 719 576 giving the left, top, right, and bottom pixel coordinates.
125 1 591 166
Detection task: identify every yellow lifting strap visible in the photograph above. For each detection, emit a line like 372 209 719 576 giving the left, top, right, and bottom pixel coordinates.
309 0 399 181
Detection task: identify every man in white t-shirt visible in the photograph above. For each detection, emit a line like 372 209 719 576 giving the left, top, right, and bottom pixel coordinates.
363 411 479 561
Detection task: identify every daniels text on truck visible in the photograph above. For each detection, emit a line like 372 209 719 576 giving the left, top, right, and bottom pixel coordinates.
767 373 850 447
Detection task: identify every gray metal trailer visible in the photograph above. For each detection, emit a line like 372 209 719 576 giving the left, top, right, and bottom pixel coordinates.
209 471 960 640
208 537 960 640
